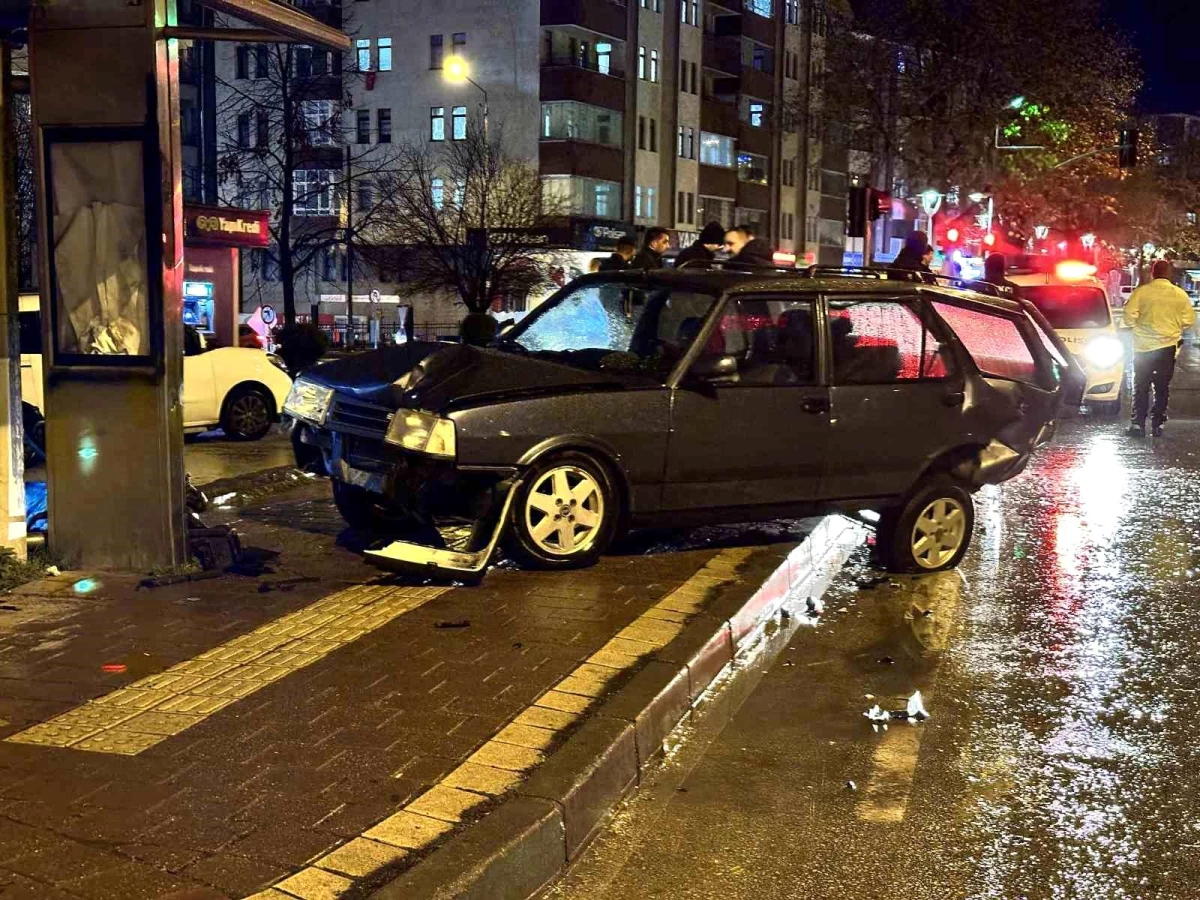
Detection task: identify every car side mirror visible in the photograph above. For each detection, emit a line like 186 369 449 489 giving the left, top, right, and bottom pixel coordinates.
691 354 738 380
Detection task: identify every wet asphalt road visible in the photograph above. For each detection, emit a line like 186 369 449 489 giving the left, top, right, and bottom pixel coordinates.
546 412 1200 900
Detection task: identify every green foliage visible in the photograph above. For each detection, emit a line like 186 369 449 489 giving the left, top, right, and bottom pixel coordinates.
0 546 64 594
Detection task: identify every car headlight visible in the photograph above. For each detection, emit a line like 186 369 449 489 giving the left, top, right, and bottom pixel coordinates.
1084 335 1123 369
283 378 334 424
267 353 288 372
384 409 456 458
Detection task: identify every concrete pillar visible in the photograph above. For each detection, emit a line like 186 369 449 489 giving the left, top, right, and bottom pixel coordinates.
0 44 26 560
29 0 187 570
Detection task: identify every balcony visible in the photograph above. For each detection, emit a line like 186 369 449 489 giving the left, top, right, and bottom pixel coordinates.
737 180 771 211
540 141 625 183
712 8 775 45
702 35 741 76
541 0 627 40
699 164 738 198
701 97 741 137
739 122 773 155
741 66 775 100
541 56 627 110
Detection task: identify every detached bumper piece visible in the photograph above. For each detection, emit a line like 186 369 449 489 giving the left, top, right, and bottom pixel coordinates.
364 477 522 580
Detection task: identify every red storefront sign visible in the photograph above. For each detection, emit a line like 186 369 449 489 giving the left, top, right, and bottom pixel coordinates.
184 205 270 249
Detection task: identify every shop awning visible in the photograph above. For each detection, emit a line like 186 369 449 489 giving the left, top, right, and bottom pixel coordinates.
176 0 349 51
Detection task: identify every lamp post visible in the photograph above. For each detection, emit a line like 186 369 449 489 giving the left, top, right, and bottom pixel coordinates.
443 55 488 138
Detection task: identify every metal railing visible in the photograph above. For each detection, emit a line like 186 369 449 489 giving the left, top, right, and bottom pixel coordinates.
317 321 462 349
541 53 625 78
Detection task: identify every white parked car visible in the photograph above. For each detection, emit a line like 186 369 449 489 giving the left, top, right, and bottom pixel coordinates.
19 295 293 441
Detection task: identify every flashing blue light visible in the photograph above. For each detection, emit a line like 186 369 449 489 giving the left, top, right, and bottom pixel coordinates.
73 578 99 594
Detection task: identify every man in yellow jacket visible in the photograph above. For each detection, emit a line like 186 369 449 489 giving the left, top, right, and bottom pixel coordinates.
1123 259 1196 436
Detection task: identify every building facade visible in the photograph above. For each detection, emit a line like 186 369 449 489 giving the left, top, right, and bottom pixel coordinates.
214 0 849 332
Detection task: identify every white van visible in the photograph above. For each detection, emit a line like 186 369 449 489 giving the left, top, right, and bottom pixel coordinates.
1007 263 1124 415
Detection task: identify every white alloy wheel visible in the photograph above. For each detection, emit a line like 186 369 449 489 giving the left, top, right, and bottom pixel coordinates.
523 465 605 556
910 497 968 570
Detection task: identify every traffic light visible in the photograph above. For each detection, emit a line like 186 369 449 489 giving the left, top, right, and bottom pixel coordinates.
946 227 960 244
869 189 891 220
1119 126 1139 169
847 185 867 238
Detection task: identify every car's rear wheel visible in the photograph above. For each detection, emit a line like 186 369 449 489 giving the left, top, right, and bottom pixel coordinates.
221 385 273 441
876 476 975 573
332 481 414 534
507 452 619 570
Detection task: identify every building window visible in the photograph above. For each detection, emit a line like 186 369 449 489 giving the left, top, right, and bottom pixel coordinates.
453 32 467 53
638 115 646 149
431 106 446 141
432 177 445 210
677 125 684 157
296 45 328 77
687 127 695 159
699 132 736 167
377 108 392 143
650 49 659 82
635 185 643 218
358 179 374 212
256 110 269 147
322 248 345 282
378 37 392 71
452 106 467 140
357 38 371 71
649 118 657 152
235 45 249 79
293 168 336 216
255 44 268 78
430 34 444 69
738 152 769 184
690 62 698 93
752 45 769 72
638 46 646 80
303 99 336 146
745 0 772 16
748 101 765 128
540 101 623 147
646 186 656 218
356 109 370 144
236 112 251 148
597 41 613 74
681 0 698 24
785 0 798 24
542 175 622 219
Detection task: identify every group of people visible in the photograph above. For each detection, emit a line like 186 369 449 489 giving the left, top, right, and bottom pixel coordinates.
591 222 777 274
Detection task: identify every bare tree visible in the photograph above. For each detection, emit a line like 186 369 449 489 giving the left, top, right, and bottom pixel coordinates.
377 124 567 314
214 19 403 324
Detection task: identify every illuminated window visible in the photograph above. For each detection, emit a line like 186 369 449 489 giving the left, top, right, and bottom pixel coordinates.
452 106 467 140
378 38 393 71
357 39 371 72
430 107 445 141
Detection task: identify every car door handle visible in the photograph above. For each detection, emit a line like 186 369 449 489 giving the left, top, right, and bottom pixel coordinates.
802 397 830 414
943 391 965 407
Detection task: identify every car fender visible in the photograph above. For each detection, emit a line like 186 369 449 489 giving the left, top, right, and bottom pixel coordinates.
516 434 632 525
205 347 293 417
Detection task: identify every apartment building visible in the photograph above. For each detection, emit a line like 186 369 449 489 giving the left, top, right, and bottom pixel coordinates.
217 0 848 329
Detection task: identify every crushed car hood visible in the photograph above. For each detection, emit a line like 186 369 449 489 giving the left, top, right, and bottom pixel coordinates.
310 342 635 410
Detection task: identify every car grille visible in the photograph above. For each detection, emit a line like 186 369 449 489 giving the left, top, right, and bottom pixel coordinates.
327 396 392 438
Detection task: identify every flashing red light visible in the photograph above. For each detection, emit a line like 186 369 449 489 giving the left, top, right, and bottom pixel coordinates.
1055 260 1098 281
772 250 797 267
946 227 960 243
984 232 996 247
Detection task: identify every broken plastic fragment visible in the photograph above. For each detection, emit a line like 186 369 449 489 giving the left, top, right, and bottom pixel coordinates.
45 565 61 577
846 780 857 791
805 597 824 617
907 690 929 721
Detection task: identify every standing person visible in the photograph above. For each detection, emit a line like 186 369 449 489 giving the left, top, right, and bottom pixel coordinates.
1123 259 1196 437
891 231 930 272
723 225 774 266
598 240 636 271
675 221 726 268
630 228 672 269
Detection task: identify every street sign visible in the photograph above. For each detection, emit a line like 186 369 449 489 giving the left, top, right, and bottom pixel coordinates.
370 289 380 303
261 304 276 325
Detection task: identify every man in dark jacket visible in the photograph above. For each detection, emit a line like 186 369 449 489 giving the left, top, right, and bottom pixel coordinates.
597 240 636 271
675 221 726 268
891 231 930 272
630 228 672 269
724 225 774 266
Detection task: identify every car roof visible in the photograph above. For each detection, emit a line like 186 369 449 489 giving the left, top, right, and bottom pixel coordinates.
574 266 1028 315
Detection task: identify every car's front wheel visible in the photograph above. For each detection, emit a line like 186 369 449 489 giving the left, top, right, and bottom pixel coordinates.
507 452 619 570
221 385 274 441
876 476 975 573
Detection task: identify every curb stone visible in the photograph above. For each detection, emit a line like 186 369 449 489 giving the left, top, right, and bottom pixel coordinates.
370 515 865 900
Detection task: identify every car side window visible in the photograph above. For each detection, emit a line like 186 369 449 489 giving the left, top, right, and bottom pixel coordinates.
828 300 949 384
692 298 817 386
932 302 1037 384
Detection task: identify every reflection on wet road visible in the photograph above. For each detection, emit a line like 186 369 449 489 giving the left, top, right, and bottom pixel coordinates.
548 417 1200 900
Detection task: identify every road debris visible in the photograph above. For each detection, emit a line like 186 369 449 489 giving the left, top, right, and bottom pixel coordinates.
435 619 470 629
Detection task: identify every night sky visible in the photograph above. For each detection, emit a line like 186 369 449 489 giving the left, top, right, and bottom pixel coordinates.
1104 0 1197 113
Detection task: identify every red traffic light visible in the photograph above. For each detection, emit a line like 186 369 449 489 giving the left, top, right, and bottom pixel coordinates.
946 227 960 243
983 232 996 247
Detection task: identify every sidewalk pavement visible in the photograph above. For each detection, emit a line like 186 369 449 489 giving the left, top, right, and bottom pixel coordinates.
0 475 859 900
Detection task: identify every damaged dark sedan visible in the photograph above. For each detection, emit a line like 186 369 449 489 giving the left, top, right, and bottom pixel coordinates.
282 268 1080 578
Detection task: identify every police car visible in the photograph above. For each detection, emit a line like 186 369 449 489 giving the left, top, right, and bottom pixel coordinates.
1007 260 1124 415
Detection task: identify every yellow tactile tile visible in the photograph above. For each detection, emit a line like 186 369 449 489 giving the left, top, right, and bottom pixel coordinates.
555 663 619 698
364 810 455 850
640 606 690 624
314 837 407 878
493 722 557 752
442 761 523 797
5 585 450 755
587 646 644 671
404 784 487 823
274 866 353 900
617 618 685 647
535 690 593 715
515 705 579 731
468 740 544 773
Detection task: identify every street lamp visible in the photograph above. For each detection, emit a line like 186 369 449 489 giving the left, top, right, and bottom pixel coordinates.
443 55 488 138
